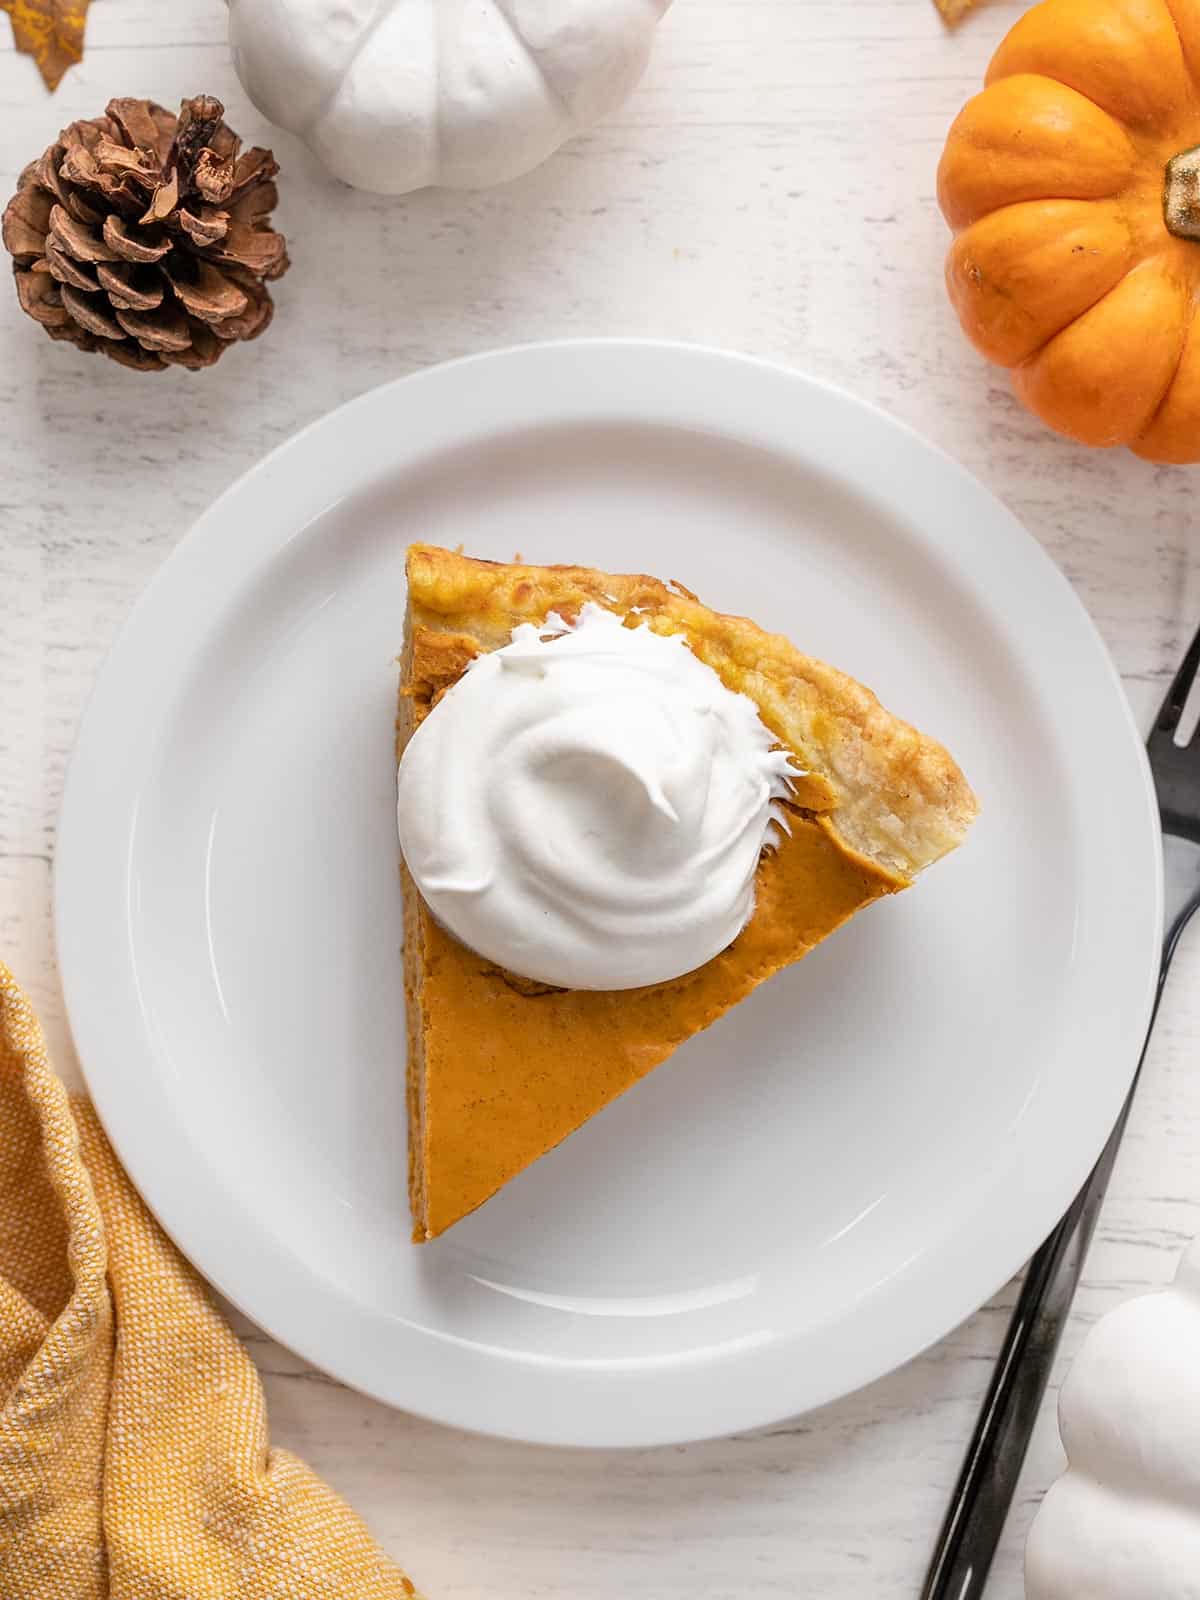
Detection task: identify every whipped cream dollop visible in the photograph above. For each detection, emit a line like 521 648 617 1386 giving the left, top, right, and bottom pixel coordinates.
396 604 795 990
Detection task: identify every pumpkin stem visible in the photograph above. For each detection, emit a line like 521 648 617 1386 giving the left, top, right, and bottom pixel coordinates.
1165 145 1200 240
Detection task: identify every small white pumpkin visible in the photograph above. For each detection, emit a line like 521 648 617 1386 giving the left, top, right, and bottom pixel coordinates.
1026 1240 1200 1597
227 0 672 196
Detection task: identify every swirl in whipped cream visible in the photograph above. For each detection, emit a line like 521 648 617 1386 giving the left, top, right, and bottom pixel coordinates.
396 604 795 990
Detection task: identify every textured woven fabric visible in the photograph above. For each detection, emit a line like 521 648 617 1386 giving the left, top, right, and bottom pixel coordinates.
0 963 418 1600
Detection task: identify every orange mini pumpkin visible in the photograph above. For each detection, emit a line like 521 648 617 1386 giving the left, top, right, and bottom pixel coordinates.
938 0 1200 463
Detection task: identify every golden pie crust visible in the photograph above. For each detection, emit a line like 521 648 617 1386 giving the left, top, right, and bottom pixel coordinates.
399 544 977 1241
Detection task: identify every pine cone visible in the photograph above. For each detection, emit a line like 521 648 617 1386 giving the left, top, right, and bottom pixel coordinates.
1 95 289 372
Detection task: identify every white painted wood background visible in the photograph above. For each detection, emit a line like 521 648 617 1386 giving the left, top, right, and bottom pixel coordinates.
2 2 1198 1595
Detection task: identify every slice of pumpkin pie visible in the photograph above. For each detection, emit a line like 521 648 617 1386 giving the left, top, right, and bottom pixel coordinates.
397 543 977 1242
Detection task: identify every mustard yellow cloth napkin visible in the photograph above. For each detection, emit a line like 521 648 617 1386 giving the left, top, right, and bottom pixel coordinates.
0 963 419 1599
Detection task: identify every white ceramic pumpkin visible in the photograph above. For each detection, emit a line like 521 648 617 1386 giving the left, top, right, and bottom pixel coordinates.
1026 1239 1200 1597
227 0 672 196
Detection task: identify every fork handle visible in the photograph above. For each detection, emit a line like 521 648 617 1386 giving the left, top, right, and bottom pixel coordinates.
920 952 1173 1600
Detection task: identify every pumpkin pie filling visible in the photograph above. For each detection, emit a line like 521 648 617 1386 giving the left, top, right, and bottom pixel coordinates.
398 544 977 1243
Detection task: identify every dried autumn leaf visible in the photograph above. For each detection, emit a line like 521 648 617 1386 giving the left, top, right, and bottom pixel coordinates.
933 0 979 22
0 0 91 92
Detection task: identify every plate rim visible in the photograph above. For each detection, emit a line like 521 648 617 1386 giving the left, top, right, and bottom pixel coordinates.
55 338 1163 1447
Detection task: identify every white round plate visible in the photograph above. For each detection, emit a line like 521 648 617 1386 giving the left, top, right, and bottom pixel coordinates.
57 341 1161 1448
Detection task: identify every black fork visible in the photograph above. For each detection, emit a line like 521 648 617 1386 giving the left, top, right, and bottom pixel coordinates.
921 622 1200 1600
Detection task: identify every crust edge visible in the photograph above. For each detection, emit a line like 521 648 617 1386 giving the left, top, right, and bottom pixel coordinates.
405 543 978 880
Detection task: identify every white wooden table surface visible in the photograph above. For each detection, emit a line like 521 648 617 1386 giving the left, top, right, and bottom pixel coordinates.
3 2 1199 1595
